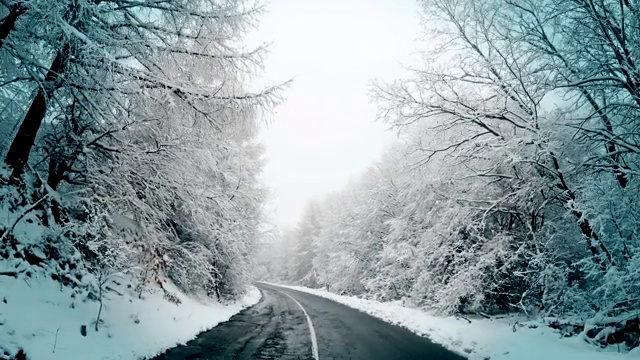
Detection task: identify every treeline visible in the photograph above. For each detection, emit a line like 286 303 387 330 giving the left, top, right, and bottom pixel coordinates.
272 0 640 350
0 0 281 299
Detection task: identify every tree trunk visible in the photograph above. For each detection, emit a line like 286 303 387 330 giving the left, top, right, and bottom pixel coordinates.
47 157 65 190
580 89 628 188
579 90 628 188
0 2 25 48
551 155 614 271
46 158 66 223
5 47 67 178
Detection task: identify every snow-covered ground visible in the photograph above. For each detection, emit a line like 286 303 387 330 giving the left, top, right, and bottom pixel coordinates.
275 284 638 360
0 274 261 360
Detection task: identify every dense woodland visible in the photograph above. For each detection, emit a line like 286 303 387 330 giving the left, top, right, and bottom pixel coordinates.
264 0 640 350
0 0 282 301
2 0 640 354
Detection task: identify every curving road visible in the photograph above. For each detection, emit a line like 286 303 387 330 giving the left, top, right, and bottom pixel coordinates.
151 283 466 360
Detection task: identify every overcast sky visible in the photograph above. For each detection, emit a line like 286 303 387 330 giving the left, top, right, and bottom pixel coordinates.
249 0 421 227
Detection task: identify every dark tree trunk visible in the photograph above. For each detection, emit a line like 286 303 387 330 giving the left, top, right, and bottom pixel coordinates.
551 155 614 271
47 102 84 191
47 157 65 190
0 2 25 48
5 47 67 178
46 157 65 223
572 85 628 188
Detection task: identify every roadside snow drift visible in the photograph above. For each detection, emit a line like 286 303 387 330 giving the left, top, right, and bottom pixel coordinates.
275 284 638 360
0 274 260 360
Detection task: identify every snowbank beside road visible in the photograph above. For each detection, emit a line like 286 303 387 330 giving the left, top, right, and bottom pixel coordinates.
0 275 260 360
274 283 636 360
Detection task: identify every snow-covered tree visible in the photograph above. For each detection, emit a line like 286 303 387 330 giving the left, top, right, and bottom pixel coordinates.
1 0 284 301
278 0 639 349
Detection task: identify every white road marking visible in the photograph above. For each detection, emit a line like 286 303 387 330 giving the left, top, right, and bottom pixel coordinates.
277 290 320 360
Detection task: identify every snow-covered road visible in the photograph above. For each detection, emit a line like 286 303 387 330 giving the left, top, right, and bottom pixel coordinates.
152 283 465 360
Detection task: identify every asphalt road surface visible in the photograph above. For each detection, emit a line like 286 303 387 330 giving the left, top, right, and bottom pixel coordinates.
151 283 466 360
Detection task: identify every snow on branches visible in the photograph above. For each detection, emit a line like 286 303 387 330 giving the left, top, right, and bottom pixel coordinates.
0 0 281 300
272 0 640 351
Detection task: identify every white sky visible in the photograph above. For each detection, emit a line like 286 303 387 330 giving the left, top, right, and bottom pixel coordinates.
249 0 421 227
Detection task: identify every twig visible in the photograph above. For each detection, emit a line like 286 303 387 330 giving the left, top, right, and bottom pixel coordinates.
0 193 51 243
0 270 22 277
478 312 491 319
53 326 60 353
456 314 472 323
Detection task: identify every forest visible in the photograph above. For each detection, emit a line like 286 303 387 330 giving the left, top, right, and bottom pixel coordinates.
263 0 640 351
1 0 639 357
0 0 282 306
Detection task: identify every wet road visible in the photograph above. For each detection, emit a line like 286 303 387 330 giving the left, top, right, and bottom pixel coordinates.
151 283 466 360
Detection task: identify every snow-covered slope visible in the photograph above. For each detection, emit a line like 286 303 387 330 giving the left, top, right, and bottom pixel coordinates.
275 284 638 360
0 274 260 360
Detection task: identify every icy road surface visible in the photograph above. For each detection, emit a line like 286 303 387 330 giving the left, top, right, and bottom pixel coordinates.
151 283 465 360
